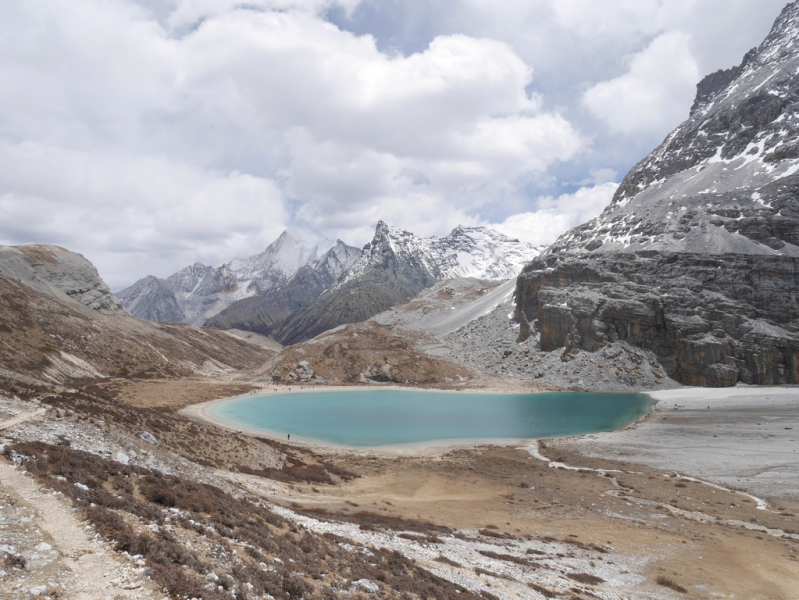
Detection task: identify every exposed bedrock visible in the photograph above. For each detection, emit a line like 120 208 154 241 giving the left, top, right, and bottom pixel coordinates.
515 252 799 387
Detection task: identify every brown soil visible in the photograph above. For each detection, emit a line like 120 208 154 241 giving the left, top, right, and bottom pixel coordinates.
248 443 799 599
79 378 258 410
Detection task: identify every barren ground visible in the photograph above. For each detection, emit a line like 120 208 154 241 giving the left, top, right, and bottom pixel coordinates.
3 379 798 599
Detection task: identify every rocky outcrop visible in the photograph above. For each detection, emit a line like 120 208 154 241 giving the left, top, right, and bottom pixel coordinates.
274 222 543 345
0 245 125 312
516 252 799 386
515 2 799 387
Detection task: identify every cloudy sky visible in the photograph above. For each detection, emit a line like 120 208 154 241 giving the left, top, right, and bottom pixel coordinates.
0 0 789 289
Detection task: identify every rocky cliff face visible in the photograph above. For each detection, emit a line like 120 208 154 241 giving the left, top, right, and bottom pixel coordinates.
118 229 361 326
276 222 543 345
0 245 125 313
516 2 799 387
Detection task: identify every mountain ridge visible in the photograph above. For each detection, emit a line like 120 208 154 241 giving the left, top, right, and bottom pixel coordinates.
117 229 362 325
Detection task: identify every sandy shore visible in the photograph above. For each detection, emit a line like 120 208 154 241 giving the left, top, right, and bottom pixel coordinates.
555 385 799 500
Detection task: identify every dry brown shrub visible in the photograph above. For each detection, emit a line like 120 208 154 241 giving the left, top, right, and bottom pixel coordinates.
656 575 688 593
566 572 605 585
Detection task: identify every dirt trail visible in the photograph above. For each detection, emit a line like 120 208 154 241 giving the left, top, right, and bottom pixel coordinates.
0 460 167 600
0 408 46 431
0 408 166 600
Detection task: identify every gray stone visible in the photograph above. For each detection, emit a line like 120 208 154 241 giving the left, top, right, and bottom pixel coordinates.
515 5 799 388
0 245 125 313
138 431 157 445
349 579 379 594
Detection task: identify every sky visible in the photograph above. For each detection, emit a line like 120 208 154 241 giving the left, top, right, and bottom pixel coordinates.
0 0 789 289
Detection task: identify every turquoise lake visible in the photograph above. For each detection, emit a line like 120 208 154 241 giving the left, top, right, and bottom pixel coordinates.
209 390 653 447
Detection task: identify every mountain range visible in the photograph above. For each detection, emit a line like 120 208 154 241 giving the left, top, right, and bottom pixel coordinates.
121 222 543 345
5 3 799 389
117 229 362 326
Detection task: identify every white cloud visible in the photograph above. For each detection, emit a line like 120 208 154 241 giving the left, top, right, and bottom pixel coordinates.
493 182 618 247
582 32 701 136
0 0 585 286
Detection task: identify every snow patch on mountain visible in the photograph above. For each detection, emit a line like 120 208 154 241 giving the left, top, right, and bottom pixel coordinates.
550 0 799 258
118 229 359 325
337 222 543 291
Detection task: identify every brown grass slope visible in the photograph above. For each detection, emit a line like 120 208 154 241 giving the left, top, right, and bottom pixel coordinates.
0 272 275 386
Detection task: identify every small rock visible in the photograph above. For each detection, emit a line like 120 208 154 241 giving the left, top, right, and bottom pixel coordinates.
28 585 47 596
75 483 89 491
349 579 379 594
34 543 52 553
138 432 157 445
113 452 130 465
669 472 679 478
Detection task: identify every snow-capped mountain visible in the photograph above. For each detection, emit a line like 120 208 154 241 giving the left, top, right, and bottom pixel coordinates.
117 230 361 325
552 1 799 257
275 221 543 345
227 228 338 292
515 2 799 388
203 240 363 335
336 222 543 289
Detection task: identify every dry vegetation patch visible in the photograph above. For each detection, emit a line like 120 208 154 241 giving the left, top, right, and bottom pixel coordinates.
5 441 483 600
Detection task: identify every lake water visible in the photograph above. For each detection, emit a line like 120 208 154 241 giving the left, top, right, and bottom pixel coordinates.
209 389 653 447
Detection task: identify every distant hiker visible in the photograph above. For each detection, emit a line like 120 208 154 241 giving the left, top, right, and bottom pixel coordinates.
287 434 290 441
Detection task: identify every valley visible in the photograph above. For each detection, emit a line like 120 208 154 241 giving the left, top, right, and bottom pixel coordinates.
4 2 799 599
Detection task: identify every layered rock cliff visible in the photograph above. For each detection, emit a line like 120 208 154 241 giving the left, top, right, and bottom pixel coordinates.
516 1 799 387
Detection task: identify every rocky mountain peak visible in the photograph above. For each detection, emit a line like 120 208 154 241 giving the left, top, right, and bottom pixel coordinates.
549 1 799 258
119 229 361 326
275 221 543 345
